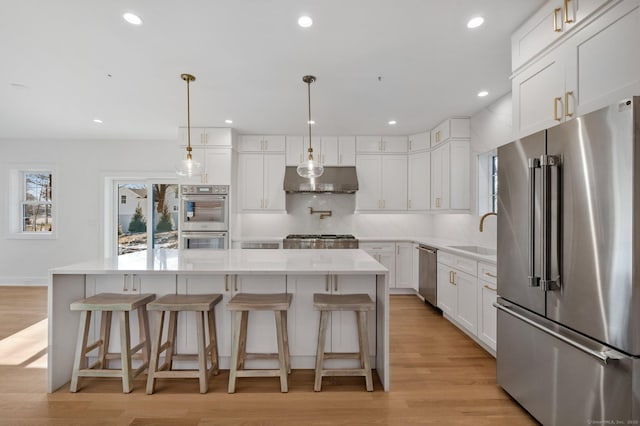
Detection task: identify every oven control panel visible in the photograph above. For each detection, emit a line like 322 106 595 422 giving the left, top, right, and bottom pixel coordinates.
181 185 228 195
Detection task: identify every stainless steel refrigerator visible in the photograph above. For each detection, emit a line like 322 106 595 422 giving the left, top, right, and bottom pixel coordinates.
496 97 640 425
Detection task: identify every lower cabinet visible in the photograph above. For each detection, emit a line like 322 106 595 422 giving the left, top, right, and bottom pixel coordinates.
360 241 415 291
436 252 497 354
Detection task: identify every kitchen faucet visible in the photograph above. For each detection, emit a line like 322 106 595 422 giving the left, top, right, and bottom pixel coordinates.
309 207 332 219
479 212 497 232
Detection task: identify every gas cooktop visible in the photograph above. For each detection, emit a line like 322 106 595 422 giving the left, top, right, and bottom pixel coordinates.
285 234 356 239
283 234 358 249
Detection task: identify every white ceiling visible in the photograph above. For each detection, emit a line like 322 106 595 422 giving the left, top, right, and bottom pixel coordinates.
0 0 544 140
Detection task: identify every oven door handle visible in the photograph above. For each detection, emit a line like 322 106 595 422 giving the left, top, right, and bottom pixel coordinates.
182 232 227 239
182 195 227 202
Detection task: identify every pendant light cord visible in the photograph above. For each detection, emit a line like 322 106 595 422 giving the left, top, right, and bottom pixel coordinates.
307 79 312 159
186 76 192 158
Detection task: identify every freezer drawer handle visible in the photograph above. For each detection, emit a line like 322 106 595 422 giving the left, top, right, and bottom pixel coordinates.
494 302 628 365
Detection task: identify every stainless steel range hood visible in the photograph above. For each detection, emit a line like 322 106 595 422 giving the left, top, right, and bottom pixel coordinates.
283 166 359 193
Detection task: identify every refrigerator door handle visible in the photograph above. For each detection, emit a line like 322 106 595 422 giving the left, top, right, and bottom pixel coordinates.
527 158 541 287
541 154 561 291
494 302 628 365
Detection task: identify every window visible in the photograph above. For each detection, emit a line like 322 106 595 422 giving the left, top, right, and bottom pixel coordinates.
478 150 497 215
490 154 498 213
120 195 127 204
9 167 56 238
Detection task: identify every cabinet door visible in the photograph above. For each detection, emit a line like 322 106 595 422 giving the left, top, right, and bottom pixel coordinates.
449 140 469 210
179 127 207 146
261 135 286 152
572 0 640 117
381 136 408 153
338 136 356 165
356 156 381 210
263 154 285 211
478 279 498 351
381 155 407 210
395 243 414 289
412 243 420 291
238 135 265 152
320 136 339 166
377 251 396 288
430 143 450 210
430 120 450 147
285 136 305 166
513 47 566 136
332 275 376 356
356 136 382 153
286 275 329 357
408 151 430 210
176 275 231 358
408 132 429 152
436 263 456 316
203 148 231 185
455 270 478 335
238 154 264 211
202 128 232 147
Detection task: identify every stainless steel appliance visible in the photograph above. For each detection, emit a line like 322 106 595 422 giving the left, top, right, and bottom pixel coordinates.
180 185 229 249
283 166 359 193
416 245 437 306
496 97 640 425
283 234 358 249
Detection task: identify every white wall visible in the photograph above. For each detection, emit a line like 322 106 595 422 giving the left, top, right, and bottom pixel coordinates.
0 138 178 284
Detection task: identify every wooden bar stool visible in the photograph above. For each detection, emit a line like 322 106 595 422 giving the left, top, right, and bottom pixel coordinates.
69 292 155 393
227 293 292 393
313 293 375 392
145 293 222 394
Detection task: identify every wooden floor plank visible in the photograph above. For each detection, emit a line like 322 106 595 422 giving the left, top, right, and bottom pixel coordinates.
0 287 537 425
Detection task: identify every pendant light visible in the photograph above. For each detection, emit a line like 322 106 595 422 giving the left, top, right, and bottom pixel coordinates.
297 75 324 178
176 73 203 177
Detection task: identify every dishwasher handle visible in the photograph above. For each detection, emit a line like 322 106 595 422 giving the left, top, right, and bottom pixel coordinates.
416 246 436 254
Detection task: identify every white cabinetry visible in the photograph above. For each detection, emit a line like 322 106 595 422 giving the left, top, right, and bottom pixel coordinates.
238 153 285 211
360 241 414 290
430 140 469 211
179 127 232 147
238 135 286 152
408 132 430 152
356 155 407 211
319 136 356 166
408 151 430 211
512 0 640 137
285 136 320 166
356 136 408 153
430 118 470 148
360 242 396 288
395 242 414 289
178 128 233 185
286 274 376 359
477 263 497 352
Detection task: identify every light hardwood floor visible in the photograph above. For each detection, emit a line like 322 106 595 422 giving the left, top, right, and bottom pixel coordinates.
0 286 537 425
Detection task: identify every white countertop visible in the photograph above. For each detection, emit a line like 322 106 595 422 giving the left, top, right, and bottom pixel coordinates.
50 249 389 275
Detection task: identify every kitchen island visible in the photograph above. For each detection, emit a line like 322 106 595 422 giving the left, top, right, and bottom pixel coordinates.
48 249 389 392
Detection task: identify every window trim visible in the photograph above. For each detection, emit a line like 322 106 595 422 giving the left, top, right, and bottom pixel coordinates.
7 165 58 240
477 150 497 216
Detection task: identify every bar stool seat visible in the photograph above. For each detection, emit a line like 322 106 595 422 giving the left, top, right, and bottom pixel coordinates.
69 292 155 393
145 293 222 394
227 293 292 393
313 293 375 392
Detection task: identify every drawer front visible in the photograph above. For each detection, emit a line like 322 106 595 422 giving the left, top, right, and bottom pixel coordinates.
359 242 395 253
438 251 477 276
478 262 497 284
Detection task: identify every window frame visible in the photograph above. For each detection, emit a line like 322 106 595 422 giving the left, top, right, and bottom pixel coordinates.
8 165 58 240
477 150 497 216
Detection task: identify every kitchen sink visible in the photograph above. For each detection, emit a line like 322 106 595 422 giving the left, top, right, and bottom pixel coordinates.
449 245 497 256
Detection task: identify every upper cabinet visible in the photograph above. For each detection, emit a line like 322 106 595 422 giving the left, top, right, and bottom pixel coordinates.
408 151 430 211
511 0 613 72
237 135 286 153
431 140 469 211
408 132 430 153
237 153 285 212
356 136 408 153
285 136 356 166
356 155 407 211
512 0 640 137
179 127 232 147
430 118 470 148
285 136 320 166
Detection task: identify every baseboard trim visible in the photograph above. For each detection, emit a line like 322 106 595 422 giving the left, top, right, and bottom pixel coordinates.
0 277 47 286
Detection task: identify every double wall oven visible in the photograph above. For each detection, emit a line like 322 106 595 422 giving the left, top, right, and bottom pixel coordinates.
180 185 229 249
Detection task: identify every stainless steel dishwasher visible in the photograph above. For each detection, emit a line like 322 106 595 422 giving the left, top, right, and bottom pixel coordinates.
417 245 438 307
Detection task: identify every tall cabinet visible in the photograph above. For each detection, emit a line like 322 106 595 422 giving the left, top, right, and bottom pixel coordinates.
430 119 470 211
237 135 286 212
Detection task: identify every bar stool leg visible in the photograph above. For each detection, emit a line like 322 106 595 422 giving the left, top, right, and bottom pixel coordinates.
237 311 249 370
70 310 92 393
274 310 288 393
119 311 133 393
146 310 165 395
137 305 151 368
97 311 112 369
207 309 219 375
165 311 178 370
357 311 373 392
228 310 243 393
314 310 329 392
282 311 291 374
196 310 208 394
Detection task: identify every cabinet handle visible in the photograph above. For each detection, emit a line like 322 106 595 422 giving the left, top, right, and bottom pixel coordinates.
553 97 562 121
132 275 138 292
326 275 330 292
449 271 453 284
408 199 412 209
564 91 573 118
409 140 412 151
563 0 574 24
436 131 440 143
382 200 386 209
553 8 562 32
453 272 457 285
483 284 497 292
225 274 229 292
334 275 338 292
234 275 238 292
204 133 208 145
485 272 497 279
339 153 343 164
264 198 268 209
123 275 128 292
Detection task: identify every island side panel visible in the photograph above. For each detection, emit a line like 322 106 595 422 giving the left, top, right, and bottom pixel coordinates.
48 273 86 393
376 272 389 391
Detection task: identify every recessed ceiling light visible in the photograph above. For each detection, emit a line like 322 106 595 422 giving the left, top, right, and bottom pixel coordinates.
298 16 313 28
123 12 143 26
10 82 27 88
467 16 484 29
224 119 233 124
308 120 315 124
477 91 489 97
388 120 397 125
93 119 103 124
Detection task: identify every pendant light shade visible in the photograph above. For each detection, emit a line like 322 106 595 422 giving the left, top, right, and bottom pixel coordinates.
176 73 203 177
297 75 324 179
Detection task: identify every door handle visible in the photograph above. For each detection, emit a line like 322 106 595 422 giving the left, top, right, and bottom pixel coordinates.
528 157 541 287
563 0 574 24
553 8 562 32
541 154 561 292
553 97 562 121
564 91 573 118
483 285 497 292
